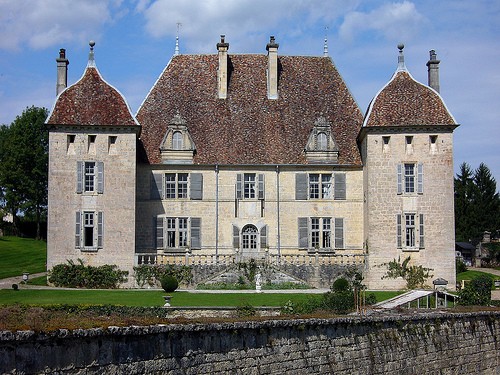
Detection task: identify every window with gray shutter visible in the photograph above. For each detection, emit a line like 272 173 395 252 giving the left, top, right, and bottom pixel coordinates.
236 174 243 199
417 163 423 194
155 216 164 249
397 214 402 248
334 218 344 249
295 174 308 200
190 173 203 200
97 162 104 193
76 161 83 193
334 173 346 200
233 225 240 248
298 217 309 248
397 164 403 194
75 212 81 248
258 174 265 200
260 225 268 248
190 218 201 249
151 173 163 199
419 213 424 248
97 212 103 248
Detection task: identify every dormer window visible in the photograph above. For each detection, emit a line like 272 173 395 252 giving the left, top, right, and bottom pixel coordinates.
159 113 196 164
304 116 339 163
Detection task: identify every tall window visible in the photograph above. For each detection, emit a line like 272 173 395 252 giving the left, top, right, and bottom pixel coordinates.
84 162 96 192
83 212 94 247
308 174 332 199
397 163 423 195
156 216 201 250
166 217 188 248
405 213 415 247
165 173 188 199
242 225 258 250
317 132 327 150
172 131 183 150
244 174 256 199
300 217 334 250
75 211 103 250
404 164 415 193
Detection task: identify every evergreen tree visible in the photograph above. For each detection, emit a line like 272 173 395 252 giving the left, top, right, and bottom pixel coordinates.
472 163 500 238
0 106 49 238
454 162 475 241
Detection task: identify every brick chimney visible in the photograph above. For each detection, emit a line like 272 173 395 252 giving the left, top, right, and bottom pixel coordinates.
426 49 440 93
266 36 279 99
217 35 229 99
56 48 69 96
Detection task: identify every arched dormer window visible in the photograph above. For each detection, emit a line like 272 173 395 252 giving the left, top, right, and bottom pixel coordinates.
317 132 327 150
172 131 183 150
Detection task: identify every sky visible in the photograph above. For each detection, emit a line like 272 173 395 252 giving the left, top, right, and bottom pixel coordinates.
0 0 499 183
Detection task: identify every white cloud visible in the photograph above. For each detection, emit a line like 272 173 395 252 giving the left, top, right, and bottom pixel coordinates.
339 1 426 42
0 0 119 50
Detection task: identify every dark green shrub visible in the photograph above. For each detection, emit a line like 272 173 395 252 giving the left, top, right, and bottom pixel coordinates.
160 275 178 293
332 277 350 292
322 291 355 314
133 264 192 288
456 259 468 274
236 303 256 317
48 259 128 288
365 292 377 305
458 275 493 306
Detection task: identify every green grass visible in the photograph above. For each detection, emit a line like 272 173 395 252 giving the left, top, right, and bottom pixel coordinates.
27 275 48 286
0 236 47 279
456 270 499 283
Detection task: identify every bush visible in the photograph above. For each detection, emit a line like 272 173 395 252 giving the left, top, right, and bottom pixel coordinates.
322 291 355 314
332 277 350 292
48 259 128 289
133 264 192 288
365 292 377 305
236 303 256 317
456 259 468 274
458 275 493 306
160 275 178 293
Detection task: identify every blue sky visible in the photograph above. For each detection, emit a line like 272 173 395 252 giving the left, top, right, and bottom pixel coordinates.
1 0 499 183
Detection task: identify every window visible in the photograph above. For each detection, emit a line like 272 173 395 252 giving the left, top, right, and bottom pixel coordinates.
397 213 423 249
156 217 201 250
236 173 264 200
242 225 258 250
75 211 103 250
150 173 203 200
397 163 423 195
172 131 183 150
77 161 103 194
298 217 340 250
165 173 188 199
309 174 332 199
317 132 327 150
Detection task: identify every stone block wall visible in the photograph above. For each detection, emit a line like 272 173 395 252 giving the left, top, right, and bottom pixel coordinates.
2 312 499 374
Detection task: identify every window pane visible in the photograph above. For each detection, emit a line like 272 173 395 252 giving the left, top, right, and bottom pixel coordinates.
311 218 320 248
244 174 256 199
178 173 188 198
172 131 183 150
83 212 94 247
404 164 415 193
178 218 188 247
309 174 319 199
405 214 415 247
167 218 176 247
84 162 95 192
322 218 331 248
322 174 332 198
165 174 176 198
317 132 327 150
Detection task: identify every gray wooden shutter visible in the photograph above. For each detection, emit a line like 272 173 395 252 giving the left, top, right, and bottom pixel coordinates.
236 174 243 199
233 225 240 248
260 225 268 248
75 212 81 248
295 173 308 200
335 218 344 249
97 162 104 193
419 213 425 248
97 212 103 248
258 174 265 200
397 214 402 248
151 173 163 199
155 216 164 249
417 163 424 194
334 173 346 200
190 218 201 249
397 164 403 194
298 217 309 249
76 161 83 193
190 173 203 200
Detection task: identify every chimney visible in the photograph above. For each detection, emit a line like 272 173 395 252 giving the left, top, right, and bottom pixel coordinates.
217 35 229 99
426 49 440 93
266 36 279 99
56 48 69 96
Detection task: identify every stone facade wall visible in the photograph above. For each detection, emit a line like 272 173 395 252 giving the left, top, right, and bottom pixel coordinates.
1 312 499 374
362 129 456 290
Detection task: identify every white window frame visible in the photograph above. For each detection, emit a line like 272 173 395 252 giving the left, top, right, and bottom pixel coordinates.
405 213 416 248
309 174 332 199
404 164 415 193
84 162 96 192
166 217 189 249
244 173 257 199
165 173 189 199
310 217 332 250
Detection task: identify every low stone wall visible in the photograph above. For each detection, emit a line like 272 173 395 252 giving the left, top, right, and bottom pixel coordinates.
1 312 499 374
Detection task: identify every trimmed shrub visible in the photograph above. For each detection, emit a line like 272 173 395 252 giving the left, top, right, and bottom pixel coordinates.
332 277 350 292
160 275 179 293
459 275 493 306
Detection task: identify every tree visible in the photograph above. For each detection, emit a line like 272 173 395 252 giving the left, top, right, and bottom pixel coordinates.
454 162 500 242
0 106 49 239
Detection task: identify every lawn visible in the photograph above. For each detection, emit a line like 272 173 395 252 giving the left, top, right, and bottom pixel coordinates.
456 270 499 284
0 236 47 279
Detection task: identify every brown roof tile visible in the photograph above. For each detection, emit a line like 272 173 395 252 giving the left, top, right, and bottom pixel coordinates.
137 54 363 165
364 71 456 127
47 67 137 126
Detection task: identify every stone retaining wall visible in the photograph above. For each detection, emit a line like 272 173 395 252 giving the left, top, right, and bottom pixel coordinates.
1 312 499 374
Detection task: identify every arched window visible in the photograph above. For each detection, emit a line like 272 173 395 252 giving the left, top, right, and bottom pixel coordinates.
242 225 258 250
317 132 327 150
172 131 183 150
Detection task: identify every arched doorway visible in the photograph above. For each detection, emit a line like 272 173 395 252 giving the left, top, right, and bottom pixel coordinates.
241 224 258 258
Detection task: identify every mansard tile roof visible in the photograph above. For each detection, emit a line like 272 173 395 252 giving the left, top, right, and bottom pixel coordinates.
47 67 137 126
137 54 363 165
364 70 456 127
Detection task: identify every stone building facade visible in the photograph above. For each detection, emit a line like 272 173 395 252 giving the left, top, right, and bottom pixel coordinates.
46 38 458 289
